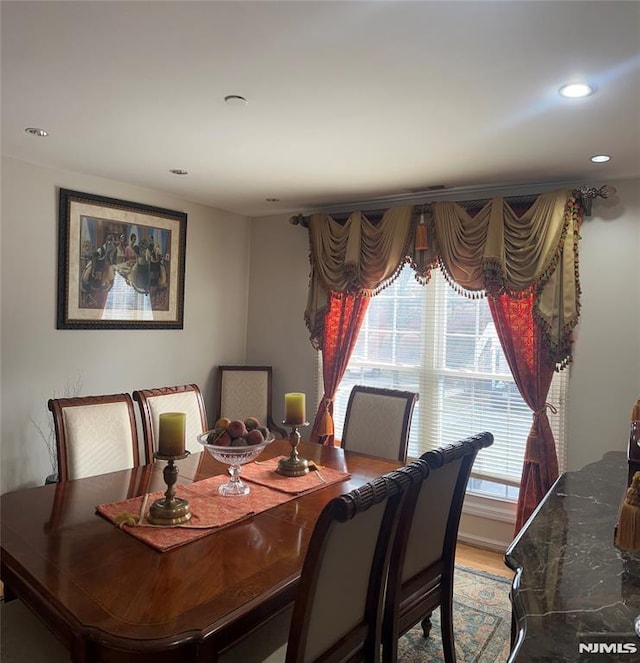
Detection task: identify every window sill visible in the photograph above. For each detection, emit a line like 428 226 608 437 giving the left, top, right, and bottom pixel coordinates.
463 491 516 524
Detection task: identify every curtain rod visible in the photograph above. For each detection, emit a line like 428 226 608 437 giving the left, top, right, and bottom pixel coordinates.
289 183 616 227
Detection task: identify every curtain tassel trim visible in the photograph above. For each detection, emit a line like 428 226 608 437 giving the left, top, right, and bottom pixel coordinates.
414 207 429 250
437 256 487 299
316 396 335 437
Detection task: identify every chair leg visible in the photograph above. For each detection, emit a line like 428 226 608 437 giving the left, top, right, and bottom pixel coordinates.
420 612 432 638
440 593 457 663
381 629 399 663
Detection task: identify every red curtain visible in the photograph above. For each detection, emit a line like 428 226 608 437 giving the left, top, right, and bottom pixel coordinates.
310 292 370 445
488 291 557 533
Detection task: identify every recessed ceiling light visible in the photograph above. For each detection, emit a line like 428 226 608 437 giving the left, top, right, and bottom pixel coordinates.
265 198 280 203
590 154 611 163
224 95 248 106
25 127 49 137
169 169 188 175
559 83 594 98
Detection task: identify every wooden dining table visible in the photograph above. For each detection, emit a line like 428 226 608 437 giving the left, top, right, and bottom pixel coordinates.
0 440 400 662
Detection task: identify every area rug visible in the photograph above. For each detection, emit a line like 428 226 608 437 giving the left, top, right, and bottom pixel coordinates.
397 566 512 663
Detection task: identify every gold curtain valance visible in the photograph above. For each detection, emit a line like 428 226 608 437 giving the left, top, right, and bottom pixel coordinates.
304 189 582 367
304 205 415 348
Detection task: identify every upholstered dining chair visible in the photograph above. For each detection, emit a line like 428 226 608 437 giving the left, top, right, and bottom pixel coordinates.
216 365 287 438
341 385 418 462
381 431 495 663
48 393 149 482
219 465 429 663
132 384 208 454
0 599 69 661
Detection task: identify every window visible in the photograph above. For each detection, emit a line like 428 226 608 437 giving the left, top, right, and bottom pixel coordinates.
328 265 568 501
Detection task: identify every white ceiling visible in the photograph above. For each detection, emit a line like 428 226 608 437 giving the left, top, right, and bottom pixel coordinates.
2 1 639 217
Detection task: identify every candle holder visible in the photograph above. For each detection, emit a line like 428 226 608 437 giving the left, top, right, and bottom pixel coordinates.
277 422 310 477
147 451 192 526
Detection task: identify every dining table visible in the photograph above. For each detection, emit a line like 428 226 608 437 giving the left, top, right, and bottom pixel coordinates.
0 439 400 662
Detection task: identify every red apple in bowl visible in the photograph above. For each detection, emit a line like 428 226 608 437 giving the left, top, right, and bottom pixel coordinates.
246 429 265 446
244 417 261 431
226 420 247 439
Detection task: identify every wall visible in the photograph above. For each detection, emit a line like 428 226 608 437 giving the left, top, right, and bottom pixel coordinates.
567 178 640 470
246 214 318 426
1 157 252 493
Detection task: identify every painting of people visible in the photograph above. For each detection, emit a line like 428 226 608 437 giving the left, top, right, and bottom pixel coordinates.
79 216 172 312
58 189 186 329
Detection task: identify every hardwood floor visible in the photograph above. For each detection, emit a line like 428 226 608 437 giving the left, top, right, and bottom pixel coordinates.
455 542 512 579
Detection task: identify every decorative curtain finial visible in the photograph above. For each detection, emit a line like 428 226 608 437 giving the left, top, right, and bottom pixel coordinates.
576 184 616 216
289 213 309 227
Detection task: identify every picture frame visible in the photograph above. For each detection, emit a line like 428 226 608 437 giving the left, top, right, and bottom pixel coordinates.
57 189 187 329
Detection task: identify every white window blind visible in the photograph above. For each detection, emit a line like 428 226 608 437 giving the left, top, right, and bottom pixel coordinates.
328 265 568 501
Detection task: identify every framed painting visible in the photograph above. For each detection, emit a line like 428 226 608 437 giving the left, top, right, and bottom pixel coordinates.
57 189 187 329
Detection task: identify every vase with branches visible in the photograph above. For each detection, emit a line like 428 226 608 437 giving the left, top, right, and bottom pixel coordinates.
30 377 83 483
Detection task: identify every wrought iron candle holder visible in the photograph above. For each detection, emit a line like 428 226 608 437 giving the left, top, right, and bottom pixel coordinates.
277 422 310 477
147 451 192 526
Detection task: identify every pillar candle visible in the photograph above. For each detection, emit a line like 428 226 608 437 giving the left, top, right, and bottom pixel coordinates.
284 393 306 425
158 412 186 456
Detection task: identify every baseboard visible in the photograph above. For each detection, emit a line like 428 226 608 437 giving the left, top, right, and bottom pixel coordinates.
457 530 509 552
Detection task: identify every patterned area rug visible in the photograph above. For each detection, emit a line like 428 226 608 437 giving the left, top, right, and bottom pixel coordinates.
398 566 512 663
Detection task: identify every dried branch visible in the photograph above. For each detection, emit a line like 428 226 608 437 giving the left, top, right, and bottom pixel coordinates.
30 375 83 476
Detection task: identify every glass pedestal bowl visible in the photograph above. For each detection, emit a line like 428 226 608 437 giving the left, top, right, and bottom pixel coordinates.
197 430 275 496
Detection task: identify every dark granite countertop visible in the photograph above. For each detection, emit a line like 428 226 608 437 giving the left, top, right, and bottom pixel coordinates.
506 451 640 662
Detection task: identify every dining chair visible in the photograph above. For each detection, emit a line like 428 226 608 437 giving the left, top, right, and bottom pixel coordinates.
0 599 70 661
132 384 208 454
219 465 429 663
48 393 148 482
216 365 287 438
381 431 495 663
340 385 418 462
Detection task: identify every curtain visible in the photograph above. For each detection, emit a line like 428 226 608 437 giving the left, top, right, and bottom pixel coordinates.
305 207 415 349
431 190 580 367
305 207 413 443
310 292 369 444
430 192 582 528
486 195 582 530
304 191 582 521
488 291 557 532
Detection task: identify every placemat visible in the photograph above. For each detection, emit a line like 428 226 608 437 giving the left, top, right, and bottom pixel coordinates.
241 457 350 494
96 479 254 552
96 463 350 553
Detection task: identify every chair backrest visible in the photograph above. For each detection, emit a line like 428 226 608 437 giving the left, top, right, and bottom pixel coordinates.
216 365 286 437
132 384 208 454
341 385 418 462
381 431 494 663
48 393 145 482
285 466 426 663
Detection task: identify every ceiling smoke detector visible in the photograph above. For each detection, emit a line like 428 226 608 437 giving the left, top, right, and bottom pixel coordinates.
224 95 248 106
25 127 49 137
